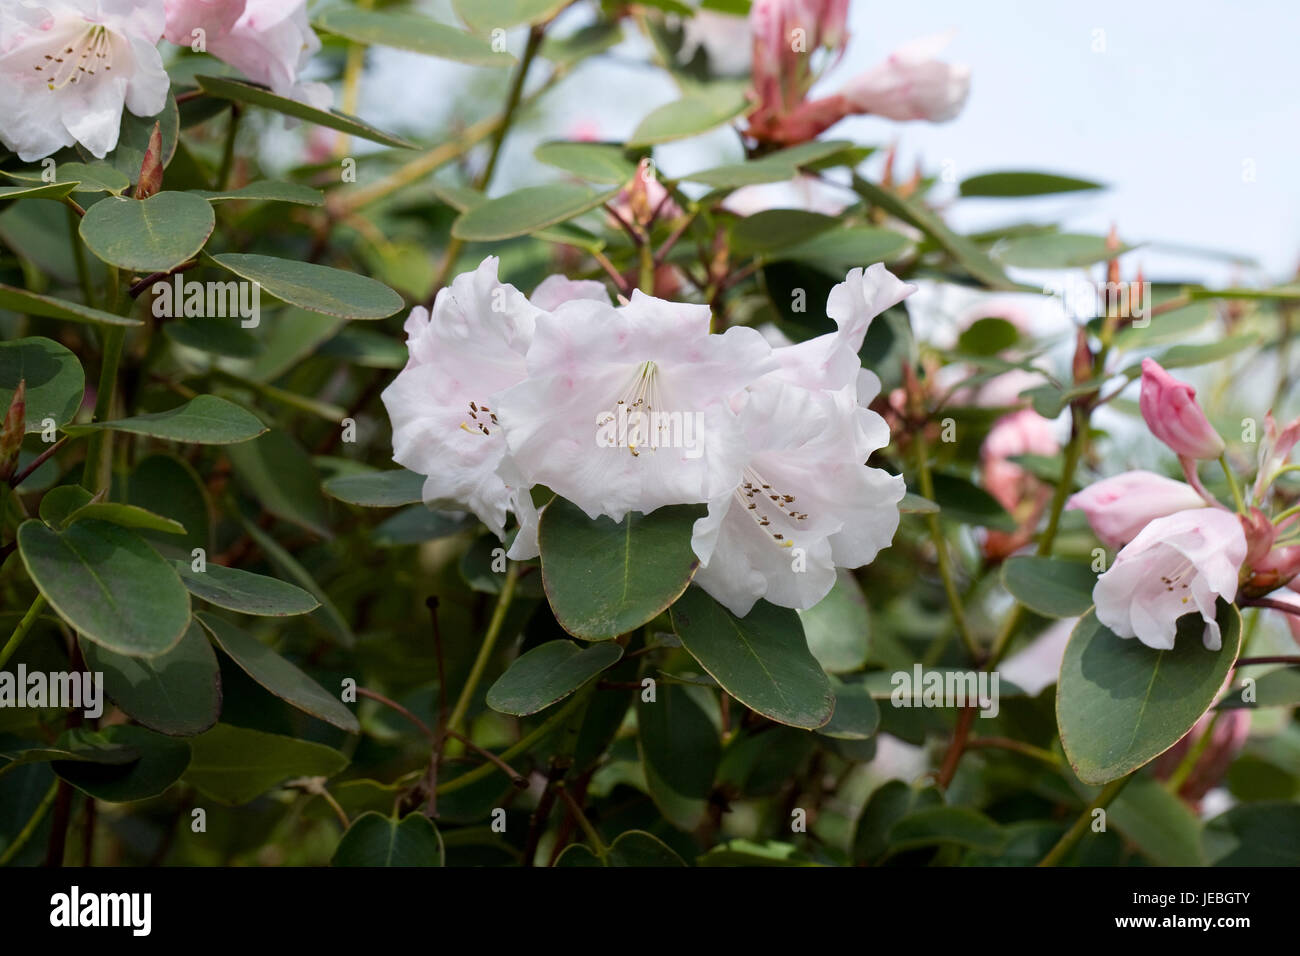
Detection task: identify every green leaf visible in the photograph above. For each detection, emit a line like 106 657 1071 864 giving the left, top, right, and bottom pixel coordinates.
454 0 570 33
774 226 912 272
0 283 142 328
538 497 701 640
487 640 622 716
53 725 190 803
798 569 870 674
65 501 186 536
731 209 838 256
995 233 1134 269
315 8 507 67
956 317 1020 356
224 429 329 537
78 192 215 273
164 317 261 358
210 253 404 320
1056 604 1241 785
128 454 211 559
533 141 638 184
64 394 267 444
886 806 1006 855
332 812 445 866
1203 802 1300 866
1001 556 1097 618
174 560 318 617
638 682 721 831
37 485 91 527
628 84 750 147
192 181 324 206
959 171 1104 198
198 613 358 733
817 677 879 740
17 518 191 657
0 336 84 432
195 75 415 149
183 724 348 804
237 516 355 647
1107 774 1206 866
0 181 81 203
78 623 221 737
929 472 1017 531
605 829 688 866
670 587 833 729
900 492 940 514
451 184 619 241
685 140 855 187
323 469 425 508
851 175 1021 291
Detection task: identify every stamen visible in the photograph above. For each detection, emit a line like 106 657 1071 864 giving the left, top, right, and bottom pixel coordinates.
733 466 805 548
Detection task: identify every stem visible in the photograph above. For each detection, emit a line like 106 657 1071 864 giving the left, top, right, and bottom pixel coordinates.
336 0 374 157
0 594 46 669
1165 710 1219 793
965 736 1063 767
9 436 69 488
914 432 979 661
218 104 242 190
1035 404 1085 560
436 688 586 796
356 687 436 744
446 561 520 736
1234 654 1300 665
67 204 94 308
1220 455 1247 515
0 779 58 866
1273 502 1300 526
1037 775 1132 867
556 783 606 859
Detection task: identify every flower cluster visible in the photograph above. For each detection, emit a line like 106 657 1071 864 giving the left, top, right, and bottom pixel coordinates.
382 257 912 617
0 0 324 161
745 0 970 145
1069 359 1300 650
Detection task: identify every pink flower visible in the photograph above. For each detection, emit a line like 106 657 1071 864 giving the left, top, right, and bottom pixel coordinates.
746 0 851 144
1138 358 1225 460
529 275 609 311
1153 708 1250 808
841 32 970 123
608 158 681 228
1066 470 1209 549
981 409 1058 514
164 0 330 108
1093 509 1246 651
1245 543 1300 596
1252 410 1300 500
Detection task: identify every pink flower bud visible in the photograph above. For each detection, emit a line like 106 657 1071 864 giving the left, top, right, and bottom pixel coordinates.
1066 470 1208 549
841 33 971 123
1138 358 1225 460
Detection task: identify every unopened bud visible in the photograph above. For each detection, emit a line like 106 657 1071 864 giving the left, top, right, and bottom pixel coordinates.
0 380 25 481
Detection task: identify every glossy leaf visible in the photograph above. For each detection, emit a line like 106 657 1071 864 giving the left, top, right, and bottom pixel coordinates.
174 561 318 617
451 184 619 241
79 191 215 272
0 336 84 433
65 394 266 444
1002 556 1097 618
210 253 404 320
332 812 445 866
486 640 622 715
183 724 348 804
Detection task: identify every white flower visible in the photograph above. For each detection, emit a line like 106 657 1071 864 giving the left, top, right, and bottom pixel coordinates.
691 381 903 616
0 0 169 161
163 0 330 108
496 291 776 523
1093 508 1246 651
380 257 542 558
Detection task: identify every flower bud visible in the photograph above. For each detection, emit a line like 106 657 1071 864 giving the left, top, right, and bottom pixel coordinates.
0 380 25 483
1066 470 1207 549
1138 358 1225 460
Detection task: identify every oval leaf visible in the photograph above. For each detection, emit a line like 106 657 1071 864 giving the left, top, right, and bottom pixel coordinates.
315 8 506 66
182 724 348 805
539 497 701 640
669 587 833 729
175 561 318 617
324 468 425 508
487 640 623 716
52 725 191 803
452 184 619 242
79 191 215 273
17 518 191 657
65 394 267 444
332 811 445 866
1056 604 1242 785
211 253 404 320
0 336 84 432
1001 556 1097 619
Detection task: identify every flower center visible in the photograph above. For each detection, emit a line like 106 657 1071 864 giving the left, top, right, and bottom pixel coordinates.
1160 556 1196 604
734 466 807 548
598 361 670 458
35 25 112 91
458 400 497 437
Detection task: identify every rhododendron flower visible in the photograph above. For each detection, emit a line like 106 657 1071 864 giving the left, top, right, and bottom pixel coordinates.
980 409 1058 559
842 32 971 122
381 257 542 557
691 382 902 616
163 0 329 108
496 292 776 523
528 274 609 311
1067 470 1209 549
1252 410 1300 500
1138 358 1225 460
1093 509 1246 651
0 0 168 161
